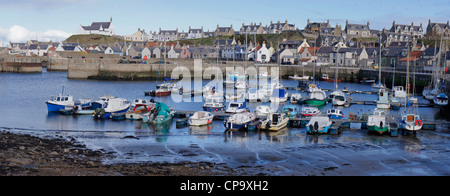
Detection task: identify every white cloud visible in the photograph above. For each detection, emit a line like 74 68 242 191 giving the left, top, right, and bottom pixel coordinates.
0 25 72 43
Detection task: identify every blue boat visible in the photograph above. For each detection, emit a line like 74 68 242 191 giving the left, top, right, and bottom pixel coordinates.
306 116 333 134
327 109 344 119
203 97 225 112
93 98 130 119
282 105 299 118
46 95 74 113
224 112 256 131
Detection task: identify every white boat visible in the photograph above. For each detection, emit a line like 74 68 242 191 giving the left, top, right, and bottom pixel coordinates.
304 90 328 106
367 109 390 134
300 106 321 117
225 92 245 101
376 89 390 109
434 93 449 106
306 116 333 134
203 96 225 112
260 113 289 131
257 72 272 79
289 74 310 81
94 98 131 119
307 83 321 93
46 94 75 113
226 102 247 113
125 104 154 120
290 93 303 104
331 91 346 106
392 86 407 98
371 82 386 89
270 88 288 103
224 112 256 131
327 109 344 119
247 88 269 102
189 111 214 126
92 95 115 109
235 81 248 89
131 99 149 108
400 113 423 131
255 106 272 118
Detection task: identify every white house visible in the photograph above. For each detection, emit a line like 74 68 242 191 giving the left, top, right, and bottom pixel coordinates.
257 42 271 63
27 44 50 56
141 47 152 60
105 46 123 56
78 17 115 36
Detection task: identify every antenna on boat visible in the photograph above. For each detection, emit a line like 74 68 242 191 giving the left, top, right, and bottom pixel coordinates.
61 86 65 95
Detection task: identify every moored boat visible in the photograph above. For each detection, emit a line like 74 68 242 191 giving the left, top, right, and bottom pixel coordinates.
282 105 299 118
367 109 389 134
306 116 333 134
260 112 289 131
304 90 327 106
290 93 303 104
125 104 154 120
300 106 320 117
224 112 256 131
46 95 74 113
189 111 214 126
225 102 247 113
93 98 131 119
269 88 288 103
434 93 449 106
327 109 344 119
203 96 225 112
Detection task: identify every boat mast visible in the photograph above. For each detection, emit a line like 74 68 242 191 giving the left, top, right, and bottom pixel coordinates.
406 44 410 113
378 35 382 86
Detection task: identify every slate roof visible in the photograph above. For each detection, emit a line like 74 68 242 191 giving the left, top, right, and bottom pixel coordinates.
347 23 370 31
82 22 111 31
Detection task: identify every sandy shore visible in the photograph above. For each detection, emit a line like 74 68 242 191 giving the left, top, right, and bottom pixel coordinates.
0 130 242 176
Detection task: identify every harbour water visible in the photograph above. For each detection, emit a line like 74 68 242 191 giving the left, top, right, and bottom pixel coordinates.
1 69 450 175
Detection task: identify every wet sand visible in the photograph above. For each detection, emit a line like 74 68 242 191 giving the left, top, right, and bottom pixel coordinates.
2 125 450 176
0 131 241 176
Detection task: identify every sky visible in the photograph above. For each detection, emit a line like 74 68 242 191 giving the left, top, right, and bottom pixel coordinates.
0 0 449 45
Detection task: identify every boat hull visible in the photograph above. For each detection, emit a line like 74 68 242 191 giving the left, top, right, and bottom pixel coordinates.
46 102 70 113
203 106 225 112
306 125 331 134
304 99 327 106
367 125 389 134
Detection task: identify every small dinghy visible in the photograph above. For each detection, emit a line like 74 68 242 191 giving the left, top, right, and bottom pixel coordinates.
189 111 214 126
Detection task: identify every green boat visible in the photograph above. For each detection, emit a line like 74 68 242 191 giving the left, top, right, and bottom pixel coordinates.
152 102 174 124
367 109 389 134
304 90 328 106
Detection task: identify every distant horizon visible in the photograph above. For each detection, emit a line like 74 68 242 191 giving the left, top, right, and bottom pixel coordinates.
0 0 449 44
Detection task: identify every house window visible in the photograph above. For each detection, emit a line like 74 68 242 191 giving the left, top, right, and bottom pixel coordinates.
390 58 395 66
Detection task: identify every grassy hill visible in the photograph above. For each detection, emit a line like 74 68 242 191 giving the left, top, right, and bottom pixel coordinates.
64 34 125 45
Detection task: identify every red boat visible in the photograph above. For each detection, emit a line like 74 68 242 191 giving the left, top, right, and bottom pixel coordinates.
148 86 171 97
320 74 341 82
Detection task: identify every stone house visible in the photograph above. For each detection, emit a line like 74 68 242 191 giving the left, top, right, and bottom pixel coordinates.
268 20 295 34
188 27 204 39
214 24 234 37
124 28 151 42
180 46 191 59
155 28 179 42
426 20 450 38
390 21 424 38
239 22 267 35
298 47 319 63
345 20 371 38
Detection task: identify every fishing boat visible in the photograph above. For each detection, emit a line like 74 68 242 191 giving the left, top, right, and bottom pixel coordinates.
290 93 303 104
260 112 289 131
151 102 175 124
235 81 248 89
392 86 407 98
327 109 344 119
189 111 214 126
304 90 328 106
306 116 333 134
390 97 401 110
93 98 131 119
376 89 390 109
307 83 321 93
125 104 154 120
225 92 245 101
300 106 321 117
434 93 449 106
270 88 288 103
203 96 225 112
400 113 423 131
331 91 346 106
147 85 171 97
289 74 310 81
92 95 115 109
46 94 75 113
255 106 272 118
224 112 256 131
367 109 389 134
282 105 299 118
226 102 247 113
320 74 341 82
